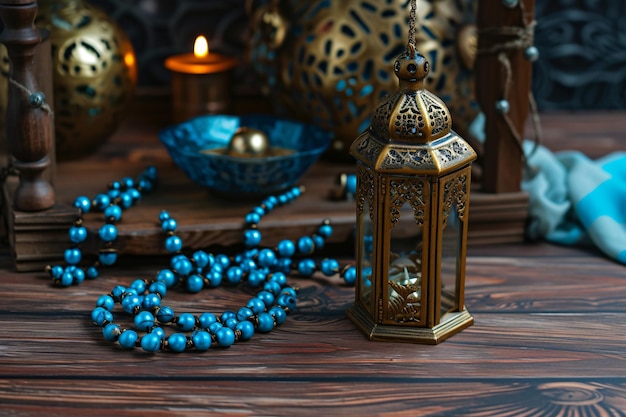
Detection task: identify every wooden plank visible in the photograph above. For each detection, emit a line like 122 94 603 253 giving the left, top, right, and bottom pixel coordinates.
1 378 626 417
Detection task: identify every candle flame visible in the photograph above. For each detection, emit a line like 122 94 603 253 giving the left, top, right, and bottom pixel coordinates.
194 36 209 58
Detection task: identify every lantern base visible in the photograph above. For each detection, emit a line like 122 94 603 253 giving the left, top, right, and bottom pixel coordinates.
346 304 473 345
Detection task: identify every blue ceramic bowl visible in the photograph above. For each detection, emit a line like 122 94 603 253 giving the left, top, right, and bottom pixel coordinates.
159 114 333 196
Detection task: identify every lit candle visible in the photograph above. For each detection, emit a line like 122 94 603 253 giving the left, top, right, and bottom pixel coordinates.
165 35 237 123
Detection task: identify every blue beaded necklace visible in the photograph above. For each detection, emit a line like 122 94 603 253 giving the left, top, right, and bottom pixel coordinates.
47 167 356 353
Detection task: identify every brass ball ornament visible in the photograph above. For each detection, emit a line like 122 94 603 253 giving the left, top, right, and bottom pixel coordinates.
36 0 138 159
227 127 271 158
248 0 479 156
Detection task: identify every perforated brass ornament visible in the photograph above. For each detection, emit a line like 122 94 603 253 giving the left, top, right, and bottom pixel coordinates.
36 0 137 159
248 0 478 156
347 41 475 344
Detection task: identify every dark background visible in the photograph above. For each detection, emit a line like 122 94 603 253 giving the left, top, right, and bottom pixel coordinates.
89 0 626 111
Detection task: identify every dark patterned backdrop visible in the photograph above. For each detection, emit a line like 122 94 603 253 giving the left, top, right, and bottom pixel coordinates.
88 0 626 110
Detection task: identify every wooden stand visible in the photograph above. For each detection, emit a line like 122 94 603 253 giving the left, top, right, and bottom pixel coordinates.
0 0 76 271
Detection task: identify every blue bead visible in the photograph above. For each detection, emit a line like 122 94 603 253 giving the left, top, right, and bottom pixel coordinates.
276 258 292 273
177 313 196 331
104 205 122 222
245 212 261 225
142 293 161 310
130 279 147 293
148 281 167 297
72 268 85 284
110 180 121 190
121 294 141 314
138 179 153 192
346 175 357 195
168 333 188 353
236 320 255 341
86 266 99 279
257 248 277 268
118 330 138 349
208 322 223 334
236 307 254 322
140 333 162 352
134 311 155 331
277 240 295 257
121 176 134 189
59 271 73 286
252 206 265 216
143 166 158 181
263 280 282 295
215 327 236 347
269 272 287 286
159 210 170 222
221 311 236 322
297 258 316 276
277 293 297 311
156 269 177 287
281 287 297 298
243 229 262 247
192 250 212 269
524 45 540 62
247 297 266 314
98 250 117 266
192 330 212 351
107 189 120 199
343 266 357 285
64 248 81 265
269 306 287 325
495 99 510 114
206 270 222 287
156 306 175 323
161 218 177 232
73 196 91 213
278 194 288 205
216 254 230 269
128 188 141 202
247 269 266 287
91 307 113 326
297 236 315 255
151 327 166 340
291 186 301 198
171 255 192 276
111 285 126 300
119 192 133 209
266 195 278 207
50 265 64 278
224 317 238 330
186 274 204 293
239 258 257 273
312 234 325 250
68 226 87 243
102 323 121 342
257 290 275 307
93 193 111 210
165 235 182 253
320 258 340 276
97 294 115 311
257 312 275 333
226 266 243 284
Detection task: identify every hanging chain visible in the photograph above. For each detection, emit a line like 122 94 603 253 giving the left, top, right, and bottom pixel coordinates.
408 0 417 47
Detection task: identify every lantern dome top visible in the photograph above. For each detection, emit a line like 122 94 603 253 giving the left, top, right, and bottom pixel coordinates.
371 43 452 144
350 44 476 175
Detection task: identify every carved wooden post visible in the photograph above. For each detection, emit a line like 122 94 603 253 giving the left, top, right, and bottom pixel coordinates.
475 0 535 193
0 0 55 211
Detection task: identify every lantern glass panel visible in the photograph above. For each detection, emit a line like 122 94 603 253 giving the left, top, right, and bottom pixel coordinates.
387 200 424 324
357 196 374 312
440 203 461 318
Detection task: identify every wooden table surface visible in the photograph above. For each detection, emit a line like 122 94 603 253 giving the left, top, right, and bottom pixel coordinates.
1 103 626 416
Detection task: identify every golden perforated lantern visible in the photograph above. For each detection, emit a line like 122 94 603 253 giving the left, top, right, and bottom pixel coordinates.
346 44 476 344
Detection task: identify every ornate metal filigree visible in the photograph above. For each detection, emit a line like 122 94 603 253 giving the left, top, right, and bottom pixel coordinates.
248 0 479 153
442 173 469 225
356 165 375 222
388 273 422 322
389 178 426 228
422 93 450 136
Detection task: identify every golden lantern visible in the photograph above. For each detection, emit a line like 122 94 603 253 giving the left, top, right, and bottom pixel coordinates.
346 41 476 344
